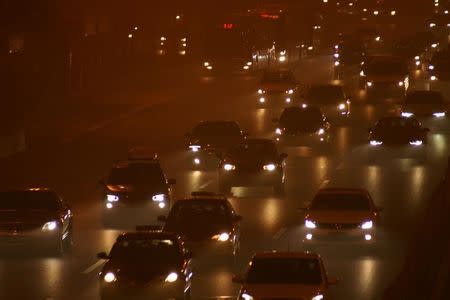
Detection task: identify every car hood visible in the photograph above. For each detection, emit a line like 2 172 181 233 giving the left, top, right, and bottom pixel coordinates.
106 184 166 195
402 103 446 115
104 261 178 283
242 283 325 299
0 209 59 226
371 129 422 144
366 74 405 82
307 210 372 224
280 122 322 134
261 82 295 92
191 136 242 150
165 220 232 241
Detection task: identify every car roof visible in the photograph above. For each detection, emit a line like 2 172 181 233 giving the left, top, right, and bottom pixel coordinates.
117 231 180 242
253 251 321 260
317 188 369 195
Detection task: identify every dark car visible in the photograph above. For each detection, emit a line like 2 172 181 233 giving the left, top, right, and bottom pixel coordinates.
0 188 73 255
185 121 246 168
368 116 429 161
304 84 350 118
257 70 299 106
429 48 450 82
97 231 193 300
100 158 176 227
360 56 409 98
158 191 242 256
273 106 331 145
401 90 447 119
218 139 287 195
301 188 382 242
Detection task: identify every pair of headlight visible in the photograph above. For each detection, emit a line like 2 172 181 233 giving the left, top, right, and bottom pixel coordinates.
409 140 423 146
401 112 413 118
103 271 178 283
305 219 373 229
223 164 277 171
338 103 347 110
286 89 294 94
258 89 265 94
189 145 201 152
370 140 383 146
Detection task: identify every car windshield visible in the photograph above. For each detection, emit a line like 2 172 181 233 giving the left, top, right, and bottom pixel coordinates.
107 164 166 186
376 118 420 129
168 200 231 223
0 191 61 210
311 194 370 211
246 257 323 285
280 108 323 127
193 122 241 137
262 72 295 83
228 141 277 157
109 239 180 262
306 86 345 103
366 59 407 76
406 92 444 104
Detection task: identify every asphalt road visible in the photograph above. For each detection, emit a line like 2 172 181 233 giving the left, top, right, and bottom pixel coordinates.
1 52 449 300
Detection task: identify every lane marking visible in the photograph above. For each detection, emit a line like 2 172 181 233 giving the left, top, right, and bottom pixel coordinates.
273 227 287 240
82 260 104 274
198 179 214 190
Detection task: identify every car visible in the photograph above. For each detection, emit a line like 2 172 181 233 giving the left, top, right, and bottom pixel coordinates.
391 32 437 70
257 70 299 106
273 106 331 145
368 116 429 161
218 139 287 195
232 251 338 300
428 48 450 82
100 157 176 227
400 90 447 119
0 188 73 255
304 84 351 118
360 56 409 98
185 121 247 168
301 188 381 242
427 14 450 37
158 191 242 256
97 231 193 300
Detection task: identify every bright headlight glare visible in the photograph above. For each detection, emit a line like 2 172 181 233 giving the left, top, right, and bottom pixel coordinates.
334 53 339 58
189 145 201 152
317 128 325 135
431 75 437 81
334 61 340 66
429 23 436 28
409 140 423 146
152 194 166 202
286 89 294 94
360 70 365 76
243 65 250 70
258 89 264 94
312 295 324 300
165 272 178 283
414 56 420 61
401 112 413 118
203 62 209 67
433 112 446 118
338 103 346 110
212 232 230 242
247 62 252 66
361 220 373 229
275 128 282 135
263 163 276 171
367 81 373 87
428 65 435 70
42 221 58 231
370 140 383 146
305 219 316 229
107 194 119 202
223 164 235 171
398 81 404 87
241 293 254 300
104 272 116 283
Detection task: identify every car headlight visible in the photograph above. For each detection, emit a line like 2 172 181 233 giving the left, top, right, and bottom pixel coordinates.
334 60 340 66
338 103 346 110
409 140 423 146
312 295 324 300
367 81 373 87
286 89 294 94
431 75 438 81
241 293 254 300
243 65 250 70
279 55 286 62
212 232 230 242
42 221 58 231
247 62 252 66
361 220 373 229
104 272 116 283
189 145 201 152
258 89 265 94
401 112 413 118
334 53 339 59
223 164 236 171
204 62 210 67
317 128 325 135
275 128 282 135
360 70 365 76
398 81 404 87
152 194 166 202
370 140 383 146
106 194 119 202
165 272 178 283
429 23 436 28
433 112 446 118
305 219 316 229
263 163 276 171
428 65 435 70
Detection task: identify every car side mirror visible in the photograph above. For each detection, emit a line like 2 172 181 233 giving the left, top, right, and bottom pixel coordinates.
157 215 167 222
233 215 243 222
167 178 176 185
97 252 109 260
327 276 339 285
280 153 288 160
232 274 245 284
272 117 279 123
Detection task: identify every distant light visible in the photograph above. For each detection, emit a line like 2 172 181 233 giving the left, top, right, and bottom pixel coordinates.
259 97 265 103
431 75 437 81
409 140 423 146
194 158 200 165
429 23 436 28
176 15 181 20
306 234 313 240
373 10 379 15
128 34 133 38
223 23 234 29
106 203 113 209
286 98 291 103
134 26 138 30
158 202 166 209
414 55 420 60
390 10 396 16
307 46 314 51
334 53 340 58
334 61 340 66
302 103 308 108
365 234 372 241
160 36 167 41
375 36 381 42
243 65 250 70
429 65 435 70
433 112 446 118
431 43 438 48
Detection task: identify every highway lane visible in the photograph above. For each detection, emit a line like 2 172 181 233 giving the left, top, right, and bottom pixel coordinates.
1 56 450 300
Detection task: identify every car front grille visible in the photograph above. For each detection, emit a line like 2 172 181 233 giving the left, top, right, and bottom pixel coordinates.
316 222 360 230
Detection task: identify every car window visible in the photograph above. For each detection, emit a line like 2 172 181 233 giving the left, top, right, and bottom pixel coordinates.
168 200 231 222
107 164 166 186
311 194 370 211
229 141 277 157
0 191 62 210
246 258 323 285
109 238 181 262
